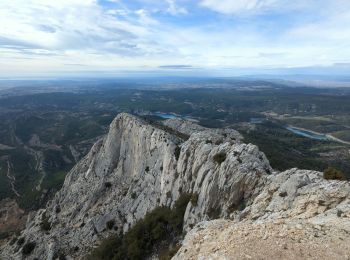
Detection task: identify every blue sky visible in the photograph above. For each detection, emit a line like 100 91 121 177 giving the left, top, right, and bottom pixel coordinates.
1 0 350 77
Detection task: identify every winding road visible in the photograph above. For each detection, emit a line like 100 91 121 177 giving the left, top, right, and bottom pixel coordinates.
6 159 20 197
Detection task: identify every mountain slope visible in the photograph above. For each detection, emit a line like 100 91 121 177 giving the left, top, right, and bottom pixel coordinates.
1 113 349 260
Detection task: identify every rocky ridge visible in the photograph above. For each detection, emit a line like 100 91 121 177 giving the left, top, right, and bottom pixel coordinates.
1 113 349 259
174 169 350 259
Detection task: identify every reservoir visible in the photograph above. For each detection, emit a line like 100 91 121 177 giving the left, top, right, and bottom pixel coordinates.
151 112 196 121
285 126 329 141
152 112 181 119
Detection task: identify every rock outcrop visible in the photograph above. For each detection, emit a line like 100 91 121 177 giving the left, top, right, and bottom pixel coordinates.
173 218 350 260
174 169 350 259
1 113 349 260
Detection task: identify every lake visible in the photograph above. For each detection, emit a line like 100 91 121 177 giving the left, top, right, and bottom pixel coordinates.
285 126 329 141
151 112 197 121
152 112 181 119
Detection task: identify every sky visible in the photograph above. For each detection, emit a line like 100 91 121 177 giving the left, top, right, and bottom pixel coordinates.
1 0 350 78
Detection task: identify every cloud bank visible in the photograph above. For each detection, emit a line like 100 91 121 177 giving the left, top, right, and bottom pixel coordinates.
0 0 349 76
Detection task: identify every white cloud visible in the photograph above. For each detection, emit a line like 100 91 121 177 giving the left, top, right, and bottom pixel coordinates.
0 0 349 76
199 0 279 15
0 0 188 75
166 0 188 15
135 9 159 25
198 0 334 15
287 9 350 42
0 0 165 57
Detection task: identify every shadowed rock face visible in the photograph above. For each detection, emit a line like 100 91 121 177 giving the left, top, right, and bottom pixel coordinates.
2 113 349 260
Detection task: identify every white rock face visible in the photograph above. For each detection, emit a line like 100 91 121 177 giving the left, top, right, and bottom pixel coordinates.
174 169 350 259
1 113 349 260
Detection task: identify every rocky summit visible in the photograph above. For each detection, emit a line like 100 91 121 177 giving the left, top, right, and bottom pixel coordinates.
1 113 349 260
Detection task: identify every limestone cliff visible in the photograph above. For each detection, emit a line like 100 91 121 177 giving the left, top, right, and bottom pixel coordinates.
1 113 349 260
174 169 350 259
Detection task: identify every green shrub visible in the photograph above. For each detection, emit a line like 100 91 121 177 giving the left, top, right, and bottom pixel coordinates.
104 182 112 188
92 236 123 259
122 189 128 196
87 193 191 260
40 212 51 231
228 197 246 213
174 146 181 160
279 191 288 197
213 152 226 164
22 241 36 255
131 192 137 199
323 167 347 180
17 237 25 246
190 193 199 206
145 166 150 172
159 244 181 260
106 219 115 230
55 205 61 214
207 206 221 219
53 252 67 260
